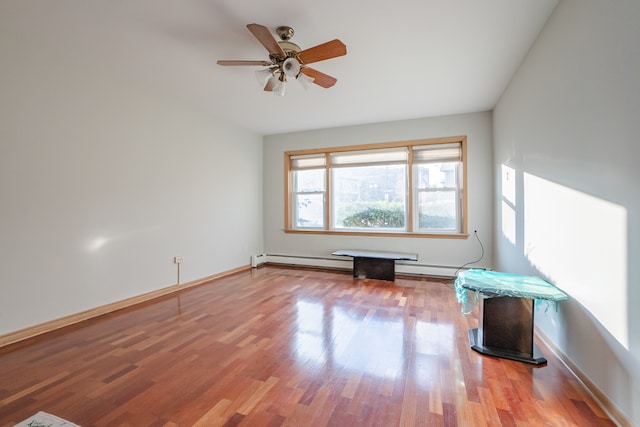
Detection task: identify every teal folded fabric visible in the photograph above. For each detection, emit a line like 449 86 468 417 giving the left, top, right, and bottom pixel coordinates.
454 269 567 315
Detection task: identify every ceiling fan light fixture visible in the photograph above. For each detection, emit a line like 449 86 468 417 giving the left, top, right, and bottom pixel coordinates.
297 72 315 90
282 57 301 78
255 68 273 86
263 74 280 91
273 80 286 96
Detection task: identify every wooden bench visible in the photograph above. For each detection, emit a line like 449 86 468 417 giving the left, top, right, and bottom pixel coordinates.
331 250 418 281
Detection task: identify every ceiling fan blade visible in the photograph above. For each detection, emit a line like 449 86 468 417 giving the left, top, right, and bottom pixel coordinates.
300 67 338 88
297 39 346 65
217 60 272 66
264 78 276 92
247 23 285 57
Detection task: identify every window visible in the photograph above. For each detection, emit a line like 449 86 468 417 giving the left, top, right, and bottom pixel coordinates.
290 154 326 228
285 136 467 237
413 143 462 232
331 148 407 231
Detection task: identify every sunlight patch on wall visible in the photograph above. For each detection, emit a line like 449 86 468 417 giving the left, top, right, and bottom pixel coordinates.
501 201 517 245
523 173 628 348
501 165 517 245
84 226 160 253
87 236 109 252
502 164 516 204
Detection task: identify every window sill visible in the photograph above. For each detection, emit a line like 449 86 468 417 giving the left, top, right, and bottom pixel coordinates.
283 229 469 239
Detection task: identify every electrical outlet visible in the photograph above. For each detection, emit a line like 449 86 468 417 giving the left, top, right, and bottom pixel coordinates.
174 256 183 264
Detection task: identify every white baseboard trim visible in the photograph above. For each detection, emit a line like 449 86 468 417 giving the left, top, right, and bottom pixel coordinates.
0 265 250 348
266 254 350 271
535 328 630 427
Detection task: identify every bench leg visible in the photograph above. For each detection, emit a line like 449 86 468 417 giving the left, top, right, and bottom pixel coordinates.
469 296 547 365
353 257 396 281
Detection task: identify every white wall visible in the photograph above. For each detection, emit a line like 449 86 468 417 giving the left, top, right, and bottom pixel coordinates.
494 0 640 422
263 112 494 276
0 6 263 336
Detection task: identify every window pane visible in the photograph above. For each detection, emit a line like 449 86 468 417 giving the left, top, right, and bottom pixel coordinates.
294 169 325 192
415 161 460 232
416 163 458 189
293 168 325 228
417 190 457 231
295 193 324 228
332 164 406 230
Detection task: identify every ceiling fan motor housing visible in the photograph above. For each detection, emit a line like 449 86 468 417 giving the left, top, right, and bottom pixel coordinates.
269 26 302 66
276 26 294 41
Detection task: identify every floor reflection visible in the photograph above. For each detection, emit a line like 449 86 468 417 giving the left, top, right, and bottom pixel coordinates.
293 300 327 365
293 298 436 380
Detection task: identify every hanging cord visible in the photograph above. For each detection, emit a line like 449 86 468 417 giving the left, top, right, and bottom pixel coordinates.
454 230 484 276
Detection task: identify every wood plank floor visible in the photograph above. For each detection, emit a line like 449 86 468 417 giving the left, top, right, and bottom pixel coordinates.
0 266 615 426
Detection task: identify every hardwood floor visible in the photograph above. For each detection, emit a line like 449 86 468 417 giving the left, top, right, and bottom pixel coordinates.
0 266 615 426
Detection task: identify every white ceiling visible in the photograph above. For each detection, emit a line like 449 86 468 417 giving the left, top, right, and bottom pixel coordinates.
3 0 559 135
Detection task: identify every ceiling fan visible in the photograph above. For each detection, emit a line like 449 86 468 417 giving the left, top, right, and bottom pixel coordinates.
217 23 347 96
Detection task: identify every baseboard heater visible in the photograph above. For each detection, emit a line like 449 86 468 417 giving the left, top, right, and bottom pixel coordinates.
251 254 267 268
265 253 461 278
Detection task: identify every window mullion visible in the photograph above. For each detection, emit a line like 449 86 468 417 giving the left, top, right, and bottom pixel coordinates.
325 152 331 231
285 153 292 229
407 147 414 232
